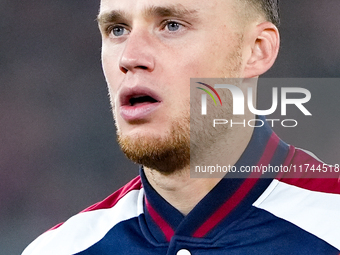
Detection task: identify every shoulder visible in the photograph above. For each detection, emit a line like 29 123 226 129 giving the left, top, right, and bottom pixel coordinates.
281 146 340 193
254 147 340 251
22 176 144 255
80 175 142 213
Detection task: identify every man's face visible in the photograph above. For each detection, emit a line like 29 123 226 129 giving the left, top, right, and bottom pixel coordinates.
98 0 248 172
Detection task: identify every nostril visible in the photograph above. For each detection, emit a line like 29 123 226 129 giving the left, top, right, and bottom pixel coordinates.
137 66 148 70
120 66 128 74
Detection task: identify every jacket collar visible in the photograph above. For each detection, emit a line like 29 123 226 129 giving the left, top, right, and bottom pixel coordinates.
140 116 291 244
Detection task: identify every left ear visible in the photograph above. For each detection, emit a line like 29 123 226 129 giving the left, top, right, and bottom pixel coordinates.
244 22 280 78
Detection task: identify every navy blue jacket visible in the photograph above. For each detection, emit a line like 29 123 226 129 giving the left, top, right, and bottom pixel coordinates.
23 121 340 255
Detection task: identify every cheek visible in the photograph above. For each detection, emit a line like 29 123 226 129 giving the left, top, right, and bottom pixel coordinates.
172 46 219 78
101 45 124 99
102 51 116 81
101 43 123 79
181 36 243 78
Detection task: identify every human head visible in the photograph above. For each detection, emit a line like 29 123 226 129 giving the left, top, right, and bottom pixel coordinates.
97 0 280 173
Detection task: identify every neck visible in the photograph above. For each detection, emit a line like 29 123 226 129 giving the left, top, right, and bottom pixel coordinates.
144 167 221 216
144 117 255 215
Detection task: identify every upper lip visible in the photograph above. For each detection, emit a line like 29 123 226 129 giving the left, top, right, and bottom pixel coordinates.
119 86 162 107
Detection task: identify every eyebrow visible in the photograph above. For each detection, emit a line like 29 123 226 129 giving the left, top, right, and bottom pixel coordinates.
143 5 199 19
97 10 129 27
97 4 199 27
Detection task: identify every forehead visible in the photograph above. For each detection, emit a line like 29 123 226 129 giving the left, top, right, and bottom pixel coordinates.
99 0 239 23
100 0 203 13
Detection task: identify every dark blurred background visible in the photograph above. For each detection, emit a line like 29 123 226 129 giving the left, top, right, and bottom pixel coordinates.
1 0 339 254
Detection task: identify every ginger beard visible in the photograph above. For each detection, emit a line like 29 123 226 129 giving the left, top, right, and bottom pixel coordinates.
116 112 191 174
111 36 243 175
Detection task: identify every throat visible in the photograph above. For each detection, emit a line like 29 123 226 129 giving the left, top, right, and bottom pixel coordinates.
144 167 222 216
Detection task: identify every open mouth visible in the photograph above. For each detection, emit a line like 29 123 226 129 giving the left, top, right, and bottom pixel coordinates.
128 95 159 107
119 87 162 121
120 86 162 107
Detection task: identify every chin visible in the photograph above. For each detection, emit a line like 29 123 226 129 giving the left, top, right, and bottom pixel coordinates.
117 116 190 174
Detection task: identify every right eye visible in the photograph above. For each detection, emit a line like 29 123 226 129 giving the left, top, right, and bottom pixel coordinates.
109 25 130 37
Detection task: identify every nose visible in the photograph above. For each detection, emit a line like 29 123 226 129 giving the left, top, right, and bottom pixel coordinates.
119 30 155 74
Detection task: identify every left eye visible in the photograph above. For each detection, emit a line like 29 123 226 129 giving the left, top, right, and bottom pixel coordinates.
165 22 182 32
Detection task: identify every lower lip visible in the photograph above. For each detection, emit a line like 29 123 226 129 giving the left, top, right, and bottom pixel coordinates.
119 102 161 122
